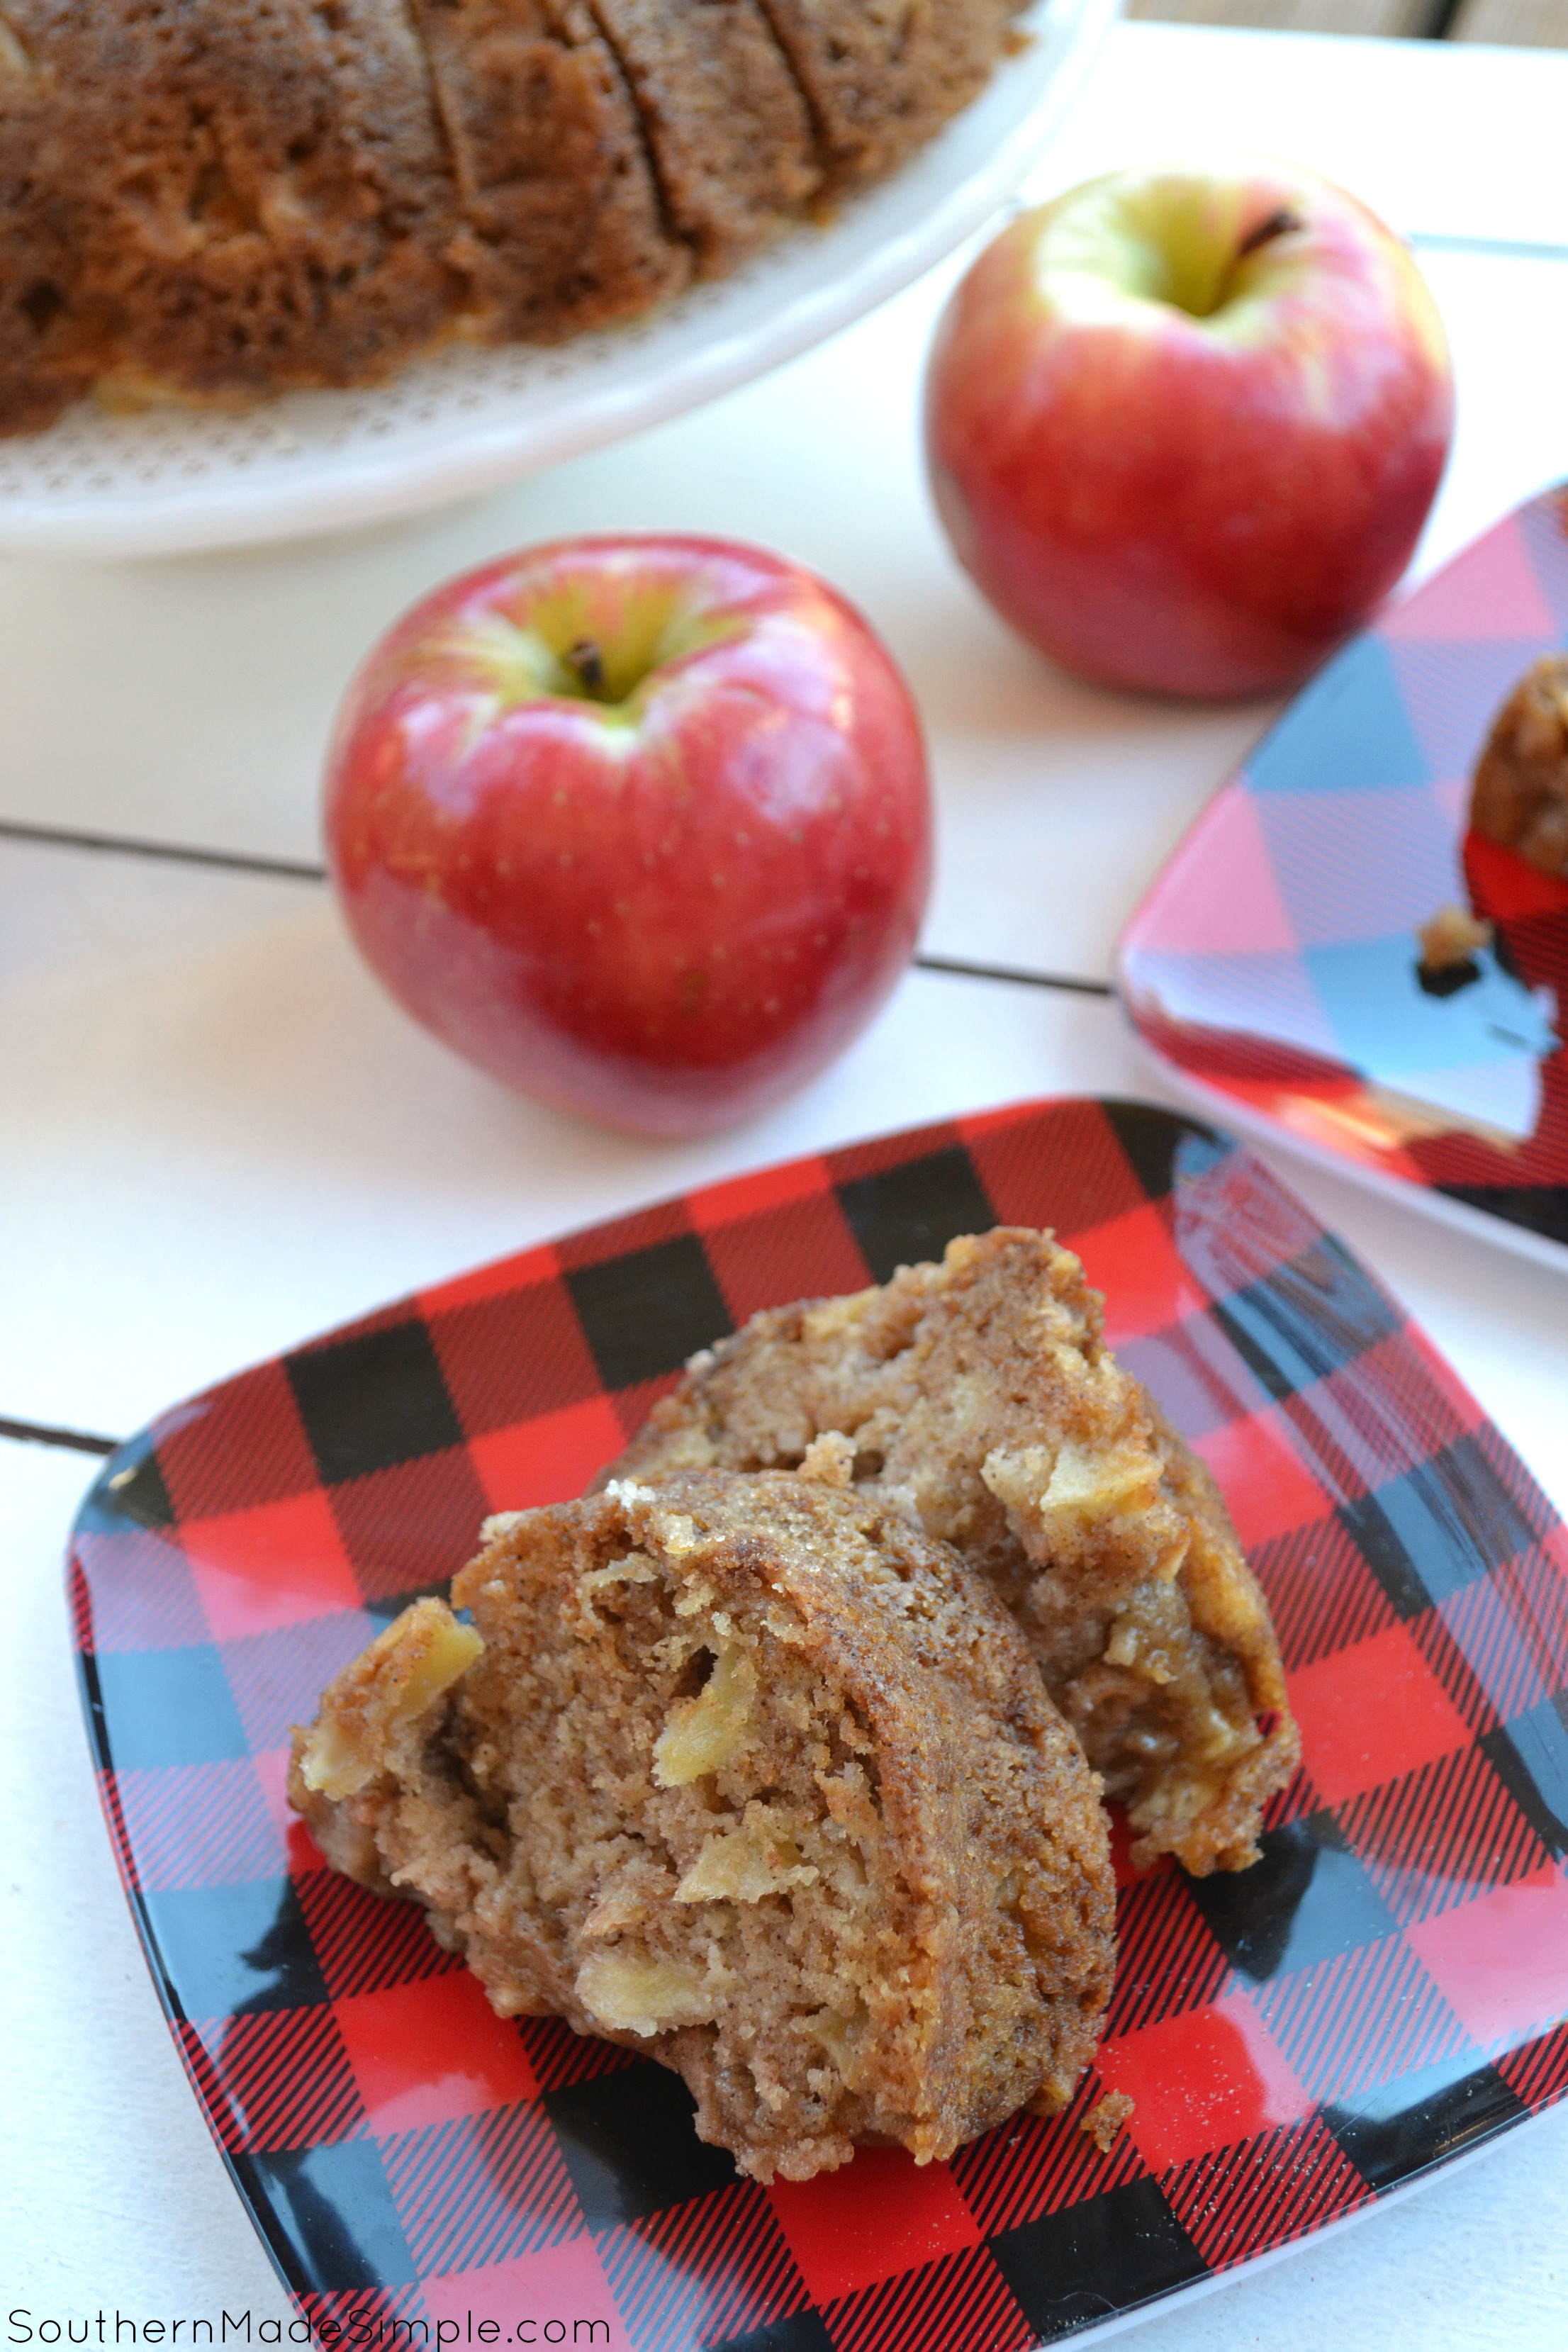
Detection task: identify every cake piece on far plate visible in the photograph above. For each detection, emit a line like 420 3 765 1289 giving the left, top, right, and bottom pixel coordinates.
603 1228 1300 1875
1470 651 1568 882
290 1452 1115 2183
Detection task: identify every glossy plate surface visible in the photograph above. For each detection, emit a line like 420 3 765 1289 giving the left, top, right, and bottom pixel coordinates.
1119 486 1568 1269
72 1098 1568 2348
0 0 1111 561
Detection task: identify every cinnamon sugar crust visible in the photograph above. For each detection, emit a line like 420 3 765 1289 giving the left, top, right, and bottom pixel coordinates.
289 1460 1115 2183
756 0 1017 192
410 0 690 347
16 0 464 409
588 0 819 275
0 10 108 433
602 1228 1300 1874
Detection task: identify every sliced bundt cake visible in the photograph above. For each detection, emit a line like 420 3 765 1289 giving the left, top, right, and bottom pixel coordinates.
0 0 1026 432
290 1455 1116 2182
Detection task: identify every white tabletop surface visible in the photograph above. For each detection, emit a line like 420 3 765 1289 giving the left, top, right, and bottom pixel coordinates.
4 18 1567 2347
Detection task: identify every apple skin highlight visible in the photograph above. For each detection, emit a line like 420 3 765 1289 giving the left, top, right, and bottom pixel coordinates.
924 164 1455 700
325 535 931 1138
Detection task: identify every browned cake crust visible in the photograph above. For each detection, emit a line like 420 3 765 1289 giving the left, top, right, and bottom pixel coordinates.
412 0 689 345
0 16 109 433
1471 653 1568 882
603 1229 1300 1875
756 0 1016 191
289 1457 1115 2182
11 1 463 408
588 0 819 274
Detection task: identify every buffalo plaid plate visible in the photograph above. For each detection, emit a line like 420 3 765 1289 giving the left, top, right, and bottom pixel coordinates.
1119 485 1568 1267
70 1097 1568 2349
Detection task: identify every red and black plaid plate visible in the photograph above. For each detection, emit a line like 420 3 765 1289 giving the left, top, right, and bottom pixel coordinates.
70 1098 1568 2349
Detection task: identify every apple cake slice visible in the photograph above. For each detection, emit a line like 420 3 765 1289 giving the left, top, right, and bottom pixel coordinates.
602 1228 1299 1874
290 1452 1114 2183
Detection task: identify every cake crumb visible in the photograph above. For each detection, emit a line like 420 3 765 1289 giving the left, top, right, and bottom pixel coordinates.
799 1430 856 1488
1080 2091 1134 2154
1416 905 1492 975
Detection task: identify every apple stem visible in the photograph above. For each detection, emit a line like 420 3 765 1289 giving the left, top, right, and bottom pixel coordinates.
1236 208 1301 259
569 638 607 695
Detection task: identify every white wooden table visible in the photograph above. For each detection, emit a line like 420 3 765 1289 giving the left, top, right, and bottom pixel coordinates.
3 21 1567 2348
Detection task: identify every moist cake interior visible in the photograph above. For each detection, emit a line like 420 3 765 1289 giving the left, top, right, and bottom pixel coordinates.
603 1228 1300 1874
291 1456 1116 2181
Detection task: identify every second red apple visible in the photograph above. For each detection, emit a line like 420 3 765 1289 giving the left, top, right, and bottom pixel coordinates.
925 162 1454 700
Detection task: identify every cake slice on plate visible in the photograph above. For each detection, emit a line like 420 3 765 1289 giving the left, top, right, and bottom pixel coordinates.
604 1228 1300 1874
291 1453 1115 2182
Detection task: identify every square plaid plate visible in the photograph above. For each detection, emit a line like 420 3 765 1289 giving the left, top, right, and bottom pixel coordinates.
70 1098 1568 2350
1119 486 1568 1268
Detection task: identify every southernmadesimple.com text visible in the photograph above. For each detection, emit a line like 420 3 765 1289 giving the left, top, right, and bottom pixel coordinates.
9 2317 612 2348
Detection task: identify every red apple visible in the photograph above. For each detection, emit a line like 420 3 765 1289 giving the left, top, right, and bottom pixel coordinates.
924 162 1454 699
324 534 931 1137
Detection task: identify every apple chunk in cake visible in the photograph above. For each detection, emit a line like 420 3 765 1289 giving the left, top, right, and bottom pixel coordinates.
289 1455 1115 2183
601 1228 1299 1874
